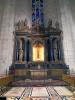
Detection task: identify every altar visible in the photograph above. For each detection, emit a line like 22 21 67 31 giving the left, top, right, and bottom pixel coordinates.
9 0 69 80
30 69 48 79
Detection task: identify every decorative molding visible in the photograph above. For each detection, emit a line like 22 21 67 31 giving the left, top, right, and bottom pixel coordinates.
15 18 62 34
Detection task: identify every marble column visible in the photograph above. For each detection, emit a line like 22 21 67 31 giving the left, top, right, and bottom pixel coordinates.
24 39 27 62
50 38 53 61
44 39 48 61
0 0 16 74
19 39 22 49
29 40 32 61
26 40 29 62
19 39 23 62
59 0 75 70
16 39 19 61
59 38 64 62
57 38 61 61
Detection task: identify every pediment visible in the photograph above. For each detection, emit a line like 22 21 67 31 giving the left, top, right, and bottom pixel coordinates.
15 18 62 34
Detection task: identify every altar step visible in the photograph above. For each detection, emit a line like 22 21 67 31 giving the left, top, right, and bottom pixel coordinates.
10 79 67 87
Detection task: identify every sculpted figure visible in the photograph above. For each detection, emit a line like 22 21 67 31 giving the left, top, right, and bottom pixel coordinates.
19 49 23 62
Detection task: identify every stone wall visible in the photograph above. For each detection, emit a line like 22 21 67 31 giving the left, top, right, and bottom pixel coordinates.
0 0 16 75
59 0 75 73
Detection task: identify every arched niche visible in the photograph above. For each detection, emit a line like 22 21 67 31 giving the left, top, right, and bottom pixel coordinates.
32 41 44 62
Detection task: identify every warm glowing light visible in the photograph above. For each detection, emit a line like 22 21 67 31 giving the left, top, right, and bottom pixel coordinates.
33 45 44 61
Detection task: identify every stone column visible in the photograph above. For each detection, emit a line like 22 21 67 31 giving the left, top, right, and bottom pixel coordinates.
0 0 16 74
59 0 75 69
57 38 61 61
29 40 32 62
19 39 23 62
59 37 64 62
50 38 53 61
44 39 48 61
19 39 22 49
24 39 27 62
53 39 59 62
16 39 19 61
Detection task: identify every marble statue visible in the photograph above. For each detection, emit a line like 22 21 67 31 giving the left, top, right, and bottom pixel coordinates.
19 49 23 62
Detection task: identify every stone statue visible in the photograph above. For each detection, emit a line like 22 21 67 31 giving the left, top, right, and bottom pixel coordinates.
19 49 23 62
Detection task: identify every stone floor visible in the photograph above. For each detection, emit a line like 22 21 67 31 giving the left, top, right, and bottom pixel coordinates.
2 86 73 100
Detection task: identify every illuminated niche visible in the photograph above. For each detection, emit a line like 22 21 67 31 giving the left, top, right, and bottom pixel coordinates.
33 42 44 61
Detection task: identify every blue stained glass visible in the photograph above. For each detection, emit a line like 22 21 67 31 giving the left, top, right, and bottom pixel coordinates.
36 0 39 1
36 12 39 18
40 0 43 3
40 9 43 12
36 8 39 12
40 4 43 7
32 4 35 8
32 13 35 21
36 3 39 8
32 0 44 25
32 16 35 22
32 0 35 3
36 8 39 17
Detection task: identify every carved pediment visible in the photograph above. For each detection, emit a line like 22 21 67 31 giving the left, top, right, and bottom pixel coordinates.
15 18 31 32
46 19 61 32
15 18 61 34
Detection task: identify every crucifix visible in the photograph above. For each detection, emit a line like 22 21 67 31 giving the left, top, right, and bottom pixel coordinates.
37 46 40 60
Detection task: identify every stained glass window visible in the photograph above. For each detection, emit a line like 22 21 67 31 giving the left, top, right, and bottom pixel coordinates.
32 0 44 26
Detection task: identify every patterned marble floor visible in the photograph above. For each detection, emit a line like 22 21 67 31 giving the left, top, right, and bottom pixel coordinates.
3 86 73 100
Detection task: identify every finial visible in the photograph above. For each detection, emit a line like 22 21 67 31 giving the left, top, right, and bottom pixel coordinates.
55 21 60 29
47 19 52 28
